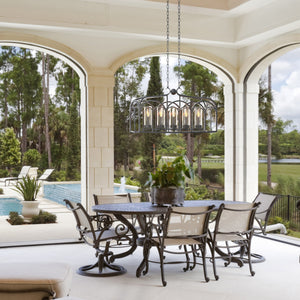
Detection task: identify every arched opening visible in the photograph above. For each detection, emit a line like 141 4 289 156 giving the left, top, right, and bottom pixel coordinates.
113 53 236 201
0 40 88 244
243 43 300 202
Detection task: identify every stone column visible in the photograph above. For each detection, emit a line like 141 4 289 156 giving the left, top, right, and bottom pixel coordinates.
244 82 259 202
87 72 115 211
225 82 259 203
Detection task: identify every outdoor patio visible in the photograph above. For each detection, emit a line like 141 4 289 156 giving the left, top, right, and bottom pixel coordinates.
0 234 299 300
0 185 299 299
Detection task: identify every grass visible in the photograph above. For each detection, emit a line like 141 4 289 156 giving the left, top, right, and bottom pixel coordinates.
202 161 300 184
259 163 300 183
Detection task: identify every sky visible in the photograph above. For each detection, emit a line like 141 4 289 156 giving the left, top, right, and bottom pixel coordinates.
270 48 300 131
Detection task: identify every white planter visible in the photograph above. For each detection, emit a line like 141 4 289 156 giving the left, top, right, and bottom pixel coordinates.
21 201 40 220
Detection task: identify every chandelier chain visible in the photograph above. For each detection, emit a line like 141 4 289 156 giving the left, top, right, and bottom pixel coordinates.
166 0 170 90
177 0 181 89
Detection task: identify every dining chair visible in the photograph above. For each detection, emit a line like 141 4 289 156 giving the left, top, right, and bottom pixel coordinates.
252 192 279 235
64 199 126 277
208 202 260 280
138 205 215 286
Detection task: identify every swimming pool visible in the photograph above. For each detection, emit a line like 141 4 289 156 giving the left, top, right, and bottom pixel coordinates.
43 183 139 206
0 183 139 215
0 198 22 216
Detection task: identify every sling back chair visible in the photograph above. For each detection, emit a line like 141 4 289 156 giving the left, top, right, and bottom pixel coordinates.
0 166 31 186
208 202 260 280
38 168 54 182
137 205 215 286
64 199 127 277
252 193 279 235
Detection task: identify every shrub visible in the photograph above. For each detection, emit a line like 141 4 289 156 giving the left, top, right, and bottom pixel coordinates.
31 210 57 224
8 212 24 225
53 170 67 181
23 149 41 166
0 188 3 195
0 169 8 178
201 168 224 184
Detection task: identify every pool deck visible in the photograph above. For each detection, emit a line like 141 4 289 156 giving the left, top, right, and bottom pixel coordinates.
0 183 78 247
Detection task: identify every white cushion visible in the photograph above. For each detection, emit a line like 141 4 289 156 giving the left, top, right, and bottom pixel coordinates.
0 262 72 300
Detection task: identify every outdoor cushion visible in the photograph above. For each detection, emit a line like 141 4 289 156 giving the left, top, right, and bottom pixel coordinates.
0 262 72 300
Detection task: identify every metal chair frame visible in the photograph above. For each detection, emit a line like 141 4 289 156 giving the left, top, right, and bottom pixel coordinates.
64 199 127 277
208 202 260 280
138 205 215 286
253 192 279 235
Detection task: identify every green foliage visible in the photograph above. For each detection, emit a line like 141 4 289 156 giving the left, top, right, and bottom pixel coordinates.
216 171 224 186
13 175 41 201
184 185 224 200
140 57 164 177
0 46 81 179
0 128 21 173
0 169 8 178
158 134 186 156
23 149 41 167
8 210 57 225
52 170 67 181
0 188 3 194
31 210 57 224
8 212 24 225
66 92 81 180
125 177 141 187
274 176 300 196
114 59 148 172
201 168 224 184
185 185 210 200
145 155 194 188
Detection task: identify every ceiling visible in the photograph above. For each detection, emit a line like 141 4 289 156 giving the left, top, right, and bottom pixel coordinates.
0 0 300 74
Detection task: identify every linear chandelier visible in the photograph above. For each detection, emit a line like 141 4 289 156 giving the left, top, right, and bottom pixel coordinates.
128 0 218 134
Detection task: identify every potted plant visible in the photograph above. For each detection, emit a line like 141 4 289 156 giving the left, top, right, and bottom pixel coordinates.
13 175 41 220
145 155 194 206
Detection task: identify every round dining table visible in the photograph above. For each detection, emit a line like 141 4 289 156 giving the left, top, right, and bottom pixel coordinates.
92 199 238 274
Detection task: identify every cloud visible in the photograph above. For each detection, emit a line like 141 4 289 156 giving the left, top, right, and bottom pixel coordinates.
273 70 300 130
269 48 300 130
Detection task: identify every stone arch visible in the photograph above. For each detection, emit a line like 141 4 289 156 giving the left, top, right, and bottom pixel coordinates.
111 45 239 201
0 37 89 207
240 39 300 202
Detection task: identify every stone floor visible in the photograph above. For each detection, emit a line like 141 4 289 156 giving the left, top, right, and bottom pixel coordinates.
1 184 300 299
0 236 299 300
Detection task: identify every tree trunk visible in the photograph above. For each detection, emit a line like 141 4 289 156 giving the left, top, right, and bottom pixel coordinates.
42 53 52 167
197 136 202 179
267 65 272 188
186 133 194 167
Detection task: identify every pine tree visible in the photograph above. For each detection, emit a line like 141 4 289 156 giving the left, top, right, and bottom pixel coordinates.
140 57 164 178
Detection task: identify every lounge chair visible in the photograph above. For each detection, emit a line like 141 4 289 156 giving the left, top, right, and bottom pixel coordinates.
38 168 54 181
0 166 31 186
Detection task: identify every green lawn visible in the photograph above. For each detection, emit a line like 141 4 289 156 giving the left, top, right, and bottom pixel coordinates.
202 161 300 184
259 163 300 183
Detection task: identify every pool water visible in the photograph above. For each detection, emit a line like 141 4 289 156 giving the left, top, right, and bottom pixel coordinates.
0 198 22 216
0 184 139 215
43 183 139 206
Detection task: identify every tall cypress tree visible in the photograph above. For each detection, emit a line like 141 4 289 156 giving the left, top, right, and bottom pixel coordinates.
140 57 164 180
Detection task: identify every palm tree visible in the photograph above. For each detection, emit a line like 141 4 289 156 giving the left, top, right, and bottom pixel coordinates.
259 65 275 188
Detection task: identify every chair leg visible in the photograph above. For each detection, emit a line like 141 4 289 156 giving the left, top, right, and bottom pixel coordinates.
199 243 210 282
190 245 197 271
183 245 191 272
246 237 255 276
208 241 219 280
